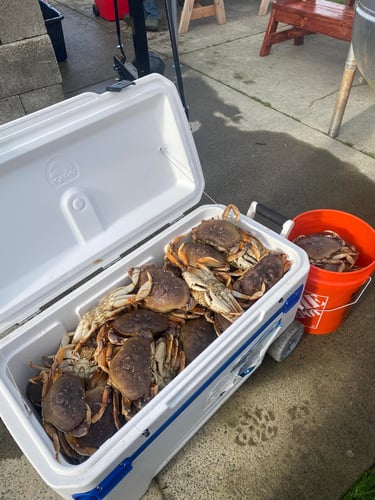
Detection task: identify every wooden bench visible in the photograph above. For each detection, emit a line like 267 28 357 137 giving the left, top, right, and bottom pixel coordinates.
178 0 226 34
258 0 272 16
259 0 355 57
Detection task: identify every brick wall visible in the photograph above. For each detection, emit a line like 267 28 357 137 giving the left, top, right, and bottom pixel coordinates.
0 0 63 125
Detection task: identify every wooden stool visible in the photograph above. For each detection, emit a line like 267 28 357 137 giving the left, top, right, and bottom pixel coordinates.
259 0 355 57
178 0 226 34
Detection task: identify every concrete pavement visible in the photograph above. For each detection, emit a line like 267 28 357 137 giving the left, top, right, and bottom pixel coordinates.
0 0 374 498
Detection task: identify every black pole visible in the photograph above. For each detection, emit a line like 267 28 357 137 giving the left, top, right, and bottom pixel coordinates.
128 0 151 76
164 0 189 119
113 0 127 61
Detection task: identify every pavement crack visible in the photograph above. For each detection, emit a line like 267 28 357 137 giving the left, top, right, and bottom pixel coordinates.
177 32 265 56
309 83 364 109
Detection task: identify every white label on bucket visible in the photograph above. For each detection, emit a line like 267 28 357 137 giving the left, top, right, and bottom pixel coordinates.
296 290 329 329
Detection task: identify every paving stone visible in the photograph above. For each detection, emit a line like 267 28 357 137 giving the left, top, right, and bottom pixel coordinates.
20 84 64 114
0 96 25 125
0 0 46 44
0 35 62 99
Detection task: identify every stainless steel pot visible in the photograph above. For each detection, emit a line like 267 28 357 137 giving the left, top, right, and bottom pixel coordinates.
352 0 375 88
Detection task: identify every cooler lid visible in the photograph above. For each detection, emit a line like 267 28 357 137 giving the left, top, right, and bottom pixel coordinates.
0 74 205 332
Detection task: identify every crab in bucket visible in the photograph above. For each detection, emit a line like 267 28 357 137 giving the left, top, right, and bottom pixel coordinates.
293 230 359 272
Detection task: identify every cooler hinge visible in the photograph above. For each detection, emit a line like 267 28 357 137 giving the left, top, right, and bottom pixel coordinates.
168 213 186 226
1 267 106 337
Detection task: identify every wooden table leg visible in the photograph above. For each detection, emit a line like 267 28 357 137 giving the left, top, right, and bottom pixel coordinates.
258 0 271 16
328 43 357 138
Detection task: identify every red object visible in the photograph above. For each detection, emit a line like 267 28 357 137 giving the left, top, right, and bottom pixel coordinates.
93 0 129 21
288 209 375 335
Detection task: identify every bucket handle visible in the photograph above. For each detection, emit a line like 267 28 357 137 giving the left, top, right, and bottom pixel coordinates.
298 276 372 313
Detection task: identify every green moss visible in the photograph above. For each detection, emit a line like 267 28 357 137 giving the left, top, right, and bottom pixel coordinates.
342 467 375 500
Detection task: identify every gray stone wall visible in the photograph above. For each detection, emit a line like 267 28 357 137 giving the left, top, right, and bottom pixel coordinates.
0 0 64 125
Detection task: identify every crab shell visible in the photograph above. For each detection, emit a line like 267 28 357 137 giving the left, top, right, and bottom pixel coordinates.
293 231 345 261
71 268 152 349
191 218 242 254
180 317 217 365
53 333 98 380
211 313 233 336
131 266 193 313
63 385 119 458
109 336 153 404
42 372 88 434
112 308 170 337
233 251 291 299
182 265 244 321
293 230 359 271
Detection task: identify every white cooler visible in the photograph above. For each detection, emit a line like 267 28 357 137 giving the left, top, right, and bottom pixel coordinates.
0 74 309 499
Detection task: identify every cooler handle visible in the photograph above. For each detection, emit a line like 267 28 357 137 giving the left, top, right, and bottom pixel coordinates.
247 201 295 237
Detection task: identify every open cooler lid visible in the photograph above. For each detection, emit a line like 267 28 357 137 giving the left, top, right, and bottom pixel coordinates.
0 74 205 332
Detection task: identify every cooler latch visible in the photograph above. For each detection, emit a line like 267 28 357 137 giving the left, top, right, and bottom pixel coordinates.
106 79 136 92
282 285 304 313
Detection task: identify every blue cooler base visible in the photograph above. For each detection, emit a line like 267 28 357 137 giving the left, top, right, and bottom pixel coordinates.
39 0 67 62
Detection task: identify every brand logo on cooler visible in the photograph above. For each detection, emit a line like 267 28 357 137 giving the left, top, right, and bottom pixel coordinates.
296 290 329 329
46 158 79 187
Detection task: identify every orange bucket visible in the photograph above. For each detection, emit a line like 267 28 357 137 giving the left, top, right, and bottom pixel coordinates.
288 209 375 334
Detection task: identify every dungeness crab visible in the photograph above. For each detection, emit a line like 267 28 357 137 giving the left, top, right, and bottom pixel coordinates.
190 204 269 274
27 203 293 464
233 251 292 302
293 230 359 272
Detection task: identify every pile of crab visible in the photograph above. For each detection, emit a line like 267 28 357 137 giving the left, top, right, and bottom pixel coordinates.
293 230 360 272
27 205 292 464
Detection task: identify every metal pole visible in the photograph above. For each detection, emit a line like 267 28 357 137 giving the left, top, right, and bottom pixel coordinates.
328 43 357 138
170 0 178 44
164 0 189 119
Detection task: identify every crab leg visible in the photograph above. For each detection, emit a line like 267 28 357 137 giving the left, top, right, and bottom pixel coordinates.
72 269 152 350
223 203 241 222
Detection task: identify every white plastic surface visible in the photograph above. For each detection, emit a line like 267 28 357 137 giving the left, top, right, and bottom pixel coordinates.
0 203 309 499
0 74 204 332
